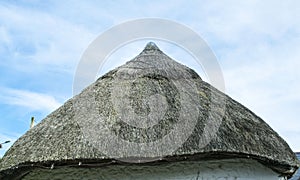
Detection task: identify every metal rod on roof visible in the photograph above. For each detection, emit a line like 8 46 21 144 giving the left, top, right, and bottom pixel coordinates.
30 117 35 129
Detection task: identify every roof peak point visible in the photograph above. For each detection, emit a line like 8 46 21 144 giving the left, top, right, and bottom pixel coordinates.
144 42 160 51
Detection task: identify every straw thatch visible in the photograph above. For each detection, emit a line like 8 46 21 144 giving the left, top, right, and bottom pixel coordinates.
0 42 299 179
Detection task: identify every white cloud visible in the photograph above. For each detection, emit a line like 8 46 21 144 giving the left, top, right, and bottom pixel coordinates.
0 3 96 74
0 88 61 112
198 0 300 42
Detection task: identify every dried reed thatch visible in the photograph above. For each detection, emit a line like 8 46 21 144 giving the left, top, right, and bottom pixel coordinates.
0 42 299 179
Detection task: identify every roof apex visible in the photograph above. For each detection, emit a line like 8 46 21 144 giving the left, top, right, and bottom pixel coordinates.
144 42 160 51
139 42 163 55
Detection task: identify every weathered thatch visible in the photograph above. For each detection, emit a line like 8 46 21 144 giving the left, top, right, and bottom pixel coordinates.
0 42 299 179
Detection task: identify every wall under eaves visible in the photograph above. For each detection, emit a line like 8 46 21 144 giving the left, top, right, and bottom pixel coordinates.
22 158 284 180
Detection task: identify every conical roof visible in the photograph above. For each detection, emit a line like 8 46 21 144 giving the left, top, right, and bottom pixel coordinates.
0 42 299 179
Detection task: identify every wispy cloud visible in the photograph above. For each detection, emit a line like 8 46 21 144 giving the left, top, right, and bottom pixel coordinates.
0 88 61 112
0 2 96 74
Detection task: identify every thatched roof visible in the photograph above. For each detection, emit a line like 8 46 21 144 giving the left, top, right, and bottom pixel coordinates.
0 42 299 179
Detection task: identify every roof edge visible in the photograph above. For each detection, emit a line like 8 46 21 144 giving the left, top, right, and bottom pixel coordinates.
1 151 298 179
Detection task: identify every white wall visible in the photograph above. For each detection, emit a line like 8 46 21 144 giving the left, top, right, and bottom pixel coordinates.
23 158 284 180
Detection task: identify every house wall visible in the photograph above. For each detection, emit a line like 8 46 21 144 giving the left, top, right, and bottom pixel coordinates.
23 159 284 180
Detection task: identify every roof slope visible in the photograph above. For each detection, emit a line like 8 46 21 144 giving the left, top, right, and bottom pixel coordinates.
0 42 299 179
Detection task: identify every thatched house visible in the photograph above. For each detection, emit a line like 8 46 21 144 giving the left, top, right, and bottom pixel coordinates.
0 42 299 179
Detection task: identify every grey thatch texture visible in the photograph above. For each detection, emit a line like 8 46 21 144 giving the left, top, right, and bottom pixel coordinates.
0 42 299 179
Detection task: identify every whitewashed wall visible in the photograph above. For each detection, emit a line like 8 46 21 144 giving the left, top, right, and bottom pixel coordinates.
23 159 284 180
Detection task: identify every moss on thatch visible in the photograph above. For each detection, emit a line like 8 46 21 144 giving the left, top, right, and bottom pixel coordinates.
0 42 299 179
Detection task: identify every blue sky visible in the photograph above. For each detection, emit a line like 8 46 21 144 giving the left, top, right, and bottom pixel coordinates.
0 0 299 156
